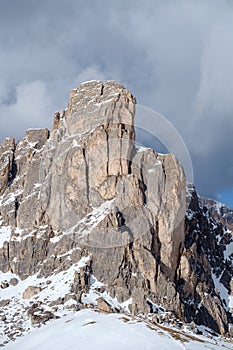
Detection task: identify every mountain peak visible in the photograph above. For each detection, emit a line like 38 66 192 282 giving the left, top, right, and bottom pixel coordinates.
0 81 232 346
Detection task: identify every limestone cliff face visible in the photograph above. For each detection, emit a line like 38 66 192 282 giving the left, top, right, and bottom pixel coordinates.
0 81 232 336
0 137 15 195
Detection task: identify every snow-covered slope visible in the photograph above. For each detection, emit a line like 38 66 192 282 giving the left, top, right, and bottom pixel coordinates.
4 309 232 350
1 256 232 349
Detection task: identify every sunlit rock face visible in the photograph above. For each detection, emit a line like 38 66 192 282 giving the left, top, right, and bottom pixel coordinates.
0 81 231 336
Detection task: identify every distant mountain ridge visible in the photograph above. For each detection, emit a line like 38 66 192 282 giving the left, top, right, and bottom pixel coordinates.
199 196 233 232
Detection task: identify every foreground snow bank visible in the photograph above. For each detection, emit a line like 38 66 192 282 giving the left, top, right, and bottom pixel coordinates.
5 309 231 350
5 310 179 350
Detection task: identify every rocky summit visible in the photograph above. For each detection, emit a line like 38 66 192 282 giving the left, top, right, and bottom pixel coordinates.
0 81 232 345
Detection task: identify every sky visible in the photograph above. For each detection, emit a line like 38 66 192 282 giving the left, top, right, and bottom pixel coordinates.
0 0 233 207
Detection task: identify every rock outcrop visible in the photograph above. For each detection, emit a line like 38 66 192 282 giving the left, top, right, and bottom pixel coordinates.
0 80 232 338
0 137 15 195
178 185 233 334
200 196 233 232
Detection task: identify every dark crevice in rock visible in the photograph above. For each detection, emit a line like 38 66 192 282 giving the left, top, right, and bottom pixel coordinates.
128 160 132 174
82 147 89 204
174 241 184 284
100 83 104 96
161 159 167 183
116 211 125 227
14 197 19 219
150 224 160 281
8 154 17 187
106 130 109 176
139 157 147 204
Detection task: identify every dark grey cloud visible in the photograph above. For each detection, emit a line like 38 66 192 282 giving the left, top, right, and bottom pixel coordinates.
0 0 233 204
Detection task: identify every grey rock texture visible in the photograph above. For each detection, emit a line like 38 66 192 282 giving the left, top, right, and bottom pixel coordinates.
0 137 15 195
0 81 232 336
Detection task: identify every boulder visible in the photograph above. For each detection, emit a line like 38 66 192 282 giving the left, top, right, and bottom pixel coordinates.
97 298 112 313
23 286 41 299
1 281 9 289
9 278 18 286
0 299 10 307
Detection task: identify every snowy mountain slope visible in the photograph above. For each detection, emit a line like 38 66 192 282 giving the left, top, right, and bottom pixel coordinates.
4 309 233 350
185 185 233 316
199 196 233 231
198 194 233 312
0 254 133 346
1 253 232 349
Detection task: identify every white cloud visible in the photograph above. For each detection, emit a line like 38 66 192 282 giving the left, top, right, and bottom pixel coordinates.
72 66 106 87
0 81 53 141
195 14 233 117
0 80 10 104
